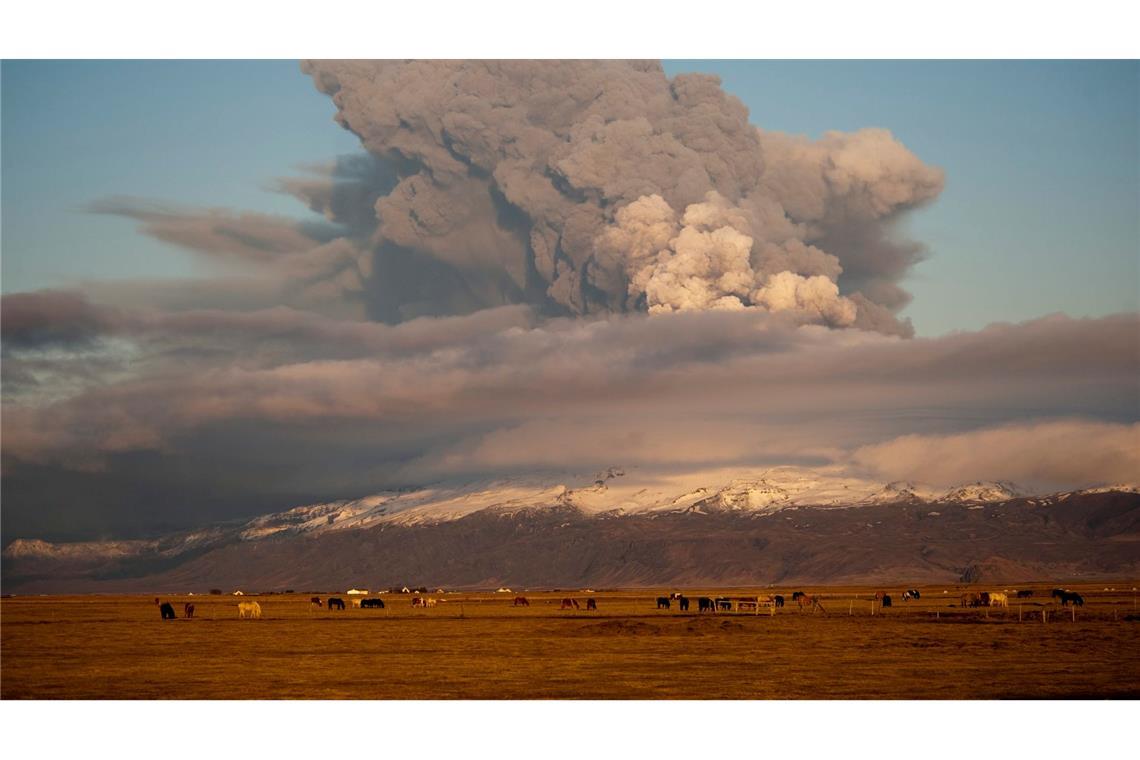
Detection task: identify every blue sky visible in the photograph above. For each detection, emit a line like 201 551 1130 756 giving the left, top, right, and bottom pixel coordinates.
3 59 1137 336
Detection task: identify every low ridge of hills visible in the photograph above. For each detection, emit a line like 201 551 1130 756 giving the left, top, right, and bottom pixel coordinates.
4 468 1138 593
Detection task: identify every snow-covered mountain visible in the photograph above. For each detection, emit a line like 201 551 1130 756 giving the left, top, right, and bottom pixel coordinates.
4 467 1135 567
4 467 1138 592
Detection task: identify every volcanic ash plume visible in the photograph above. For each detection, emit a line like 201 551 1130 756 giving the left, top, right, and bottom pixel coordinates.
302 60 944 334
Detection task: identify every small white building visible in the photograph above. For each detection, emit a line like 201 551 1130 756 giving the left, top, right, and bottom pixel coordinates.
495 587 513 593
232 590 244 596
346 589 369 595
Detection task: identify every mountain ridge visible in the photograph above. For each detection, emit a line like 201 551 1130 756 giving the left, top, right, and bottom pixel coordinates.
3 470 1138 593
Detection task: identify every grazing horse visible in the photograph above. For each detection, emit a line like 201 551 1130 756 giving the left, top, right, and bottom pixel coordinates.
880 594 892 608
678 595 690 611
183 603 195 619
960 592 982 608
327 597 345 610
513 596 530 607
158 601 176 620
978 592 991 607
310 596 323 608
791 591 806 602
1016 589 1034 599
656 597 671 610
697 597 715 613
411 596 425 608
560 598 580 610
360 598 385 609
237 601 262 619
988 592 1009 608
773 595 784 608
715 597 733 612
670 592 683 600
585 598 597 611
1053 590 1084 606
902 589 920 601
426 598 438 608
798 594 825 613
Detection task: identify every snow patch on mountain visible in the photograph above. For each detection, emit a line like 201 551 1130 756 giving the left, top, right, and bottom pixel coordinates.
3 537 153 560
938 481 1024 504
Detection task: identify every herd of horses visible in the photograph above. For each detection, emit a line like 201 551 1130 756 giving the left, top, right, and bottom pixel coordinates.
155 586 1094 620
957 588 1083 608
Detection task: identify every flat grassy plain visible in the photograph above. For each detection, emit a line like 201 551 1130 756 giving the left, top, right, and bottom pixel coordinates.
3 583 1138 699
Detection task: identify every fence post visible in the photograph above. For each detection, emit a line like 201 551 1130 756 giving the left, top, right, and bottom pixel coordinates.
849 601 853 616
1018 605 1022 622
1071 605 1076 623
1042 609 1047 624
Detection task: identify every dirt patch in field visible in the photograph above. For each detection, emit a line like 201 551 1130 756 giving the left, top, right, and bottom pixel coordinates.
684 618 746 635
578 620 661 636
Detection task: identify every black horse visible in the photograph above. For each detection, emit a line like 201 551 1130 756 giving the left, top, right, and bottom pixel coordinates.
697 597 715 613
360 598 385 609
1052 589 1084 606
158 602 176 620
773 595 785 608
791 591 806 602
585 598 597 611
656 597 671 610
678 596 690 611
327 597 346 610
881 594 892 608
1016 589 1034 599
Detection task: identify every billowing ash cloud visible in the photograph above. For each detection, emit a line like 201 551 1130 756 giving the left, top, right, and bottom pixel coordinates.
302 60 943 335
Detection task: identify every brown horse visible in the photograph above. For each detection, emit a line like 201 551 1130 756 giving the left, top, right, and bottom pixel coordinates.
798 594 825 613
585 598 597 611
960 592 986 608
310 596 323 608
513 596 530 607
559 598 580 610
183 603 195 619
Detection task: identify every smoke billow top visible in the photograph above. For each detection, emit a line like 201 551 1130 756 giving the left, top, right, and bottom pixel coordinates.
302 60 944 335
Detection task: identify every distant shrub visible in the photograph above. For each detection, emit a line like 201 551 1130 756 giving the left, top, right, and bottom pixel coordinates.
209 588 223 595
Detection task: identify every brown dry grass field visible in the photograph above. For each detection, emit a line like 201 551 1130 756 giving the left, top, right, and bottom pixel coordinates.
3 583 1139 699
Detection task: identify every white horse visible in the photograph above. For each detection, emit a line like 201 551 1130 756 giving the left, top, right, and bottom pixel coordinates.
426 597 438 608
988 592 1009 608
237 601 262 619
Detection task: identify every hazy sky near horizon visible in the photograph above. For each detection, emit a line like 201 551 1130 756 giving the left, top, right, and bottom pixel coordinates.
2 60 1137 541
3 59 1136 336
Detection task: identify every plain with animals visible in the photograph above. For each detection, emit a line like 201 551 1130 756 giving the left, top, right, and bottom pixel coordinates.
3 582 1139 699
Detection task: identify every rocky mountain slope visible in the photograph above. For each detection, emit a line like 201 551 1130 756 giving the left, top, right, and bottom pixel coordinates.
3 468 1138 592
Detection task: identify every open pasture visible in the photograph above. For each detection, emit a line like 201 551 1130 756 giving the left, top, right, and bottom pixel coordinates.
3 583 1138 699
